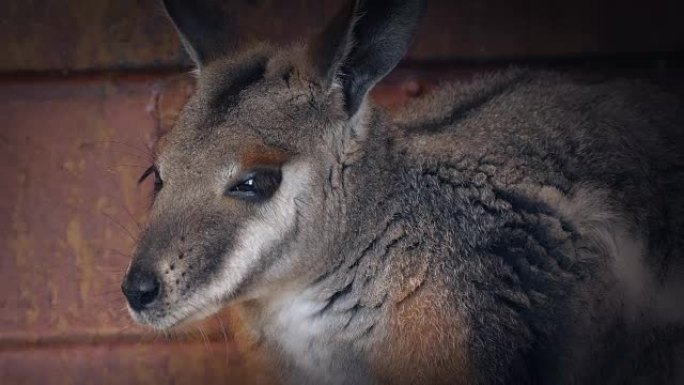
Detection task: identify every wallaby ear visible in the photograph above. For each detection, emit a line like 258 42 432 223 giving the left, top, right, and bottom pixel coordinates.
308 0 426 116
162 0 236 69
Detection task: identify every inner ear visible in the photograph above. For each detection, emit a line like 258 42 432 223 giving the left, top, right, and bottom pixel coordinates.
307 0 426 117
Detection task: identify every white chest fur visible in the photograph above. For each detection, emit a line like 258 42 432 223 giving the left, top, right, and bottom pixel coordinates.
261 292 373 385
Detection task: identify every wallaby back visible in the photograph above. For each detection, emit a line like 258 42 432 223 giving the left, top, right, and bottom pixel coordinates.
121 1 684 384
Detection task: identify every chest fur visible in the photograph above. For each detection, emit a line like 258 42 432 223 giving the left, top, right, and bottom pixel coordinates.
258 293 377 384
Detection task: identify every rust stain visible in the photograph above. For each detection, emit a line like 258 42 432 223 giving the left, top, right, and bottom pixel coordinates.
9 172 41 327
66 217 94 308
0 341 266 385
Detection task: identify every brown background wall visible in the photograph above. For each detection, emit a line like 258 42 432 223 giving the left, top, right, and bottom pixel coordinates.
1 0 683 384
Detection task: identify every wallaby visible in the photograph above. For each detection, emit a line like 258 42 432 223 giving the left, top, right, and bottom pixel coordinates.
121 0 684 384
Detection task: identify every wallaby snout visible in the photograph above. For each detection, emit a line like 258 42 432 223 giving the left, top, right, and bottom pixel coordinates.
121 268 161 311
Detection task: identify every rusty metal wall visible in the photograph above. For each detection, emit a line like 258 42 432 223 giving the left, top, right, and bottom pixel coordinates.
1 0 683 384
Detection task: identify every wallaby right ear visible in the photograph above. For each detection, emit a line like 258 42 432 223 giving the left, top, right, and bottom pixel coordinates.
307 0 426 117
162 0 236 69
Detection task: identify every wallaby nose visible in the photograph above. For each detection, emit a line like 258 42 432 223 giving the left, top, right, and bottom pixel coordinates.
122 269 161 311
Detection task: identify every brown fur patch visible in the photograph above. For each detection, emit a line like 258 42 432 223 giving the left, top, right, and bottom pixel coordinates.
225 306 282 385
239 144 289 169
374 281 470 385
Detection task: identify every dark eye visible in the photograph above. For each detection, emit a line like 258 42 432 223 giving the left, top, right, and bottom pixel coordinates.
139 165 163 194
226 168 282 202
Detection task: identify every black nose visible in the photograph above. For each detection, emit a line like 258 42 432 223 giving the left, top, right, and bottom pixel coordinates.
121 269 161 311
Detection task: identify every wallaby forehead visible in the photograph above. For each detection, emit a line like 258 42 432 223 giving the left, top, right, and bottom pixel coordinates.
196 44 318 115
159 119 294 176
158 93 312 174
159 48 340 169
163 92 313 161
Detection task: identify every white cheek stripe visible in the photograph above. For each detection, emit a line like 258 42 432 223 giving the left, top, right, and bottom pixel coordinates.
196 161 310 307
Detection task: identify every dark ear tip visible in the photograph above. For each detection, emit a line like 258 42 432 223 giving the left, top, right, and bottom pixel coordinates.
160 0 181 16
160 0 238 67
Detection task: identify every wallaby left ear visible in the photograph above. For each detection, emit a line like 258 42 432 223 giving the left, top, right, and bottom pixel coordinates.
308 0 426 116
162 0 237 69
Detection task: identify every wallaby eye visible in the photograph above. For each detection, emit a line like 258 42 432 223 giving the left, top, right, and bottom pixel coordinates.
226 168 282 202
139 165 163 194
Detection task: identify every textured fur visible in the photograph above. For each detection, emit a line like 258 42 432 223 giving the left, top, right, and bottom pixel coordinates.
122 1 684 384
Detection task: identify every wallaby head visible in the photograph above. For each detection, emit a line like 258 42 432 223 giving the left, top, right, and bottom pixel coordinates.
121 0 425 329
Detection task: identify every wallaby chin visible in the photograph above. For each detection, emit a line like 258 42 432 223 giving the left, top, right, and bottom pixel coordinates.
121 0 684 384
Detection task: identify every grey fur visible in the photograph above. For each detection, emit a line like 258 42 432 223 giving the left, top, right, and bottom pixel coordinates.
122 1 684 384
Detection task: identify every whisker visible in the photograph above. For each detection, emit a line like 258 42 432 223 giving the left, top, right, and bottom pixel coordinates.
100 211 140 243
105 164 150 172
96 247 132 258
88 139 155 160
196 325 210 348
216 313 231 365
106 149 153 161
117 201 144 232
